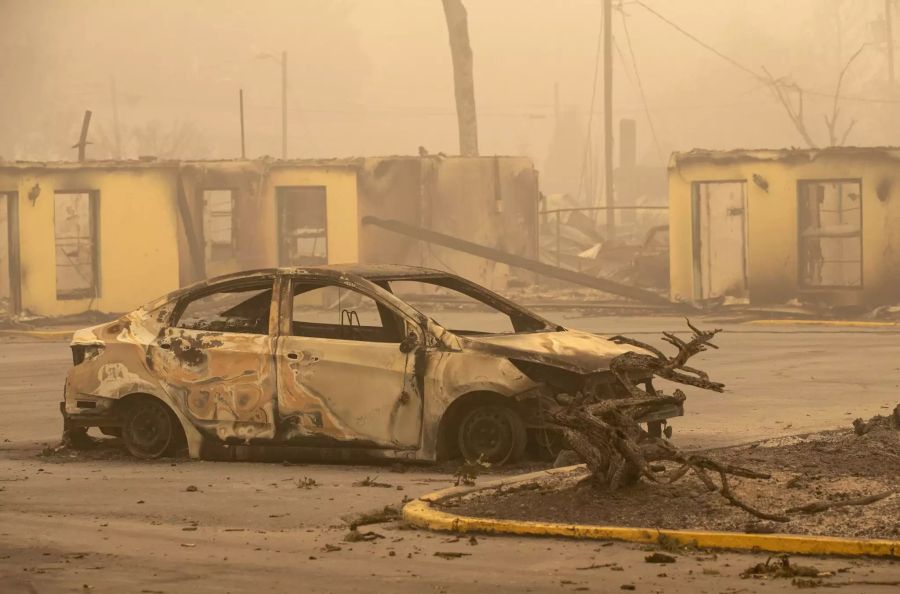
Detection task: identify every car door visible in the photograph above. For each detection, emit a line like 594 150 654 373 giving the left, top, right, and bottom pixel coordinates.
274 276 423 449
149 276 279 443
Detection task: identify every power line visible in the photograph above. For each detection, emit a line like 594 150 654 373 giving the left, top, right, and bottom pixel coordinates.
633 0 900 106
619 7 665 164
633 1 760 80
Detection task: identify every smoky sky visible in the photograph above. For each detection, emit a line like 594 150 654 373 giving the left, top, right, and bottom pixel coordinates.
1 0 896 197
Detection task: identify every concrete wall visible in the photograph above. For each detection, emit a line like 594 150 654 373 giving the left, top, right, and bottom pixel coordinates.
669 148 900 307
0 155 537 317
0 166 180 316
358 156 539 291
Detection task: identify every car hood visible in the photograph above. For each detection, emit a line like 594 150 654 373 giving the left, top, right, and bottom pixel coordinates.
460 329 645 374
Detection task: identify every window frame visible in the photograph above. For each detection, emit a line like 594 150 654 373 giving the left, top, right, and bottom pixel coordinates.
381 275 557 335
284 276 417 344
796 178 863 290
275 186 328 267
170 275 278 336
201 188 236 263
53 189 100 301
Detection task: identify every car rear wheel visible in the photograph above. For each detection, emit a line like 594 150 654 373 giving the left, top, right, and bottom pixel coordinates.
457 404 527 466
122 398 178 459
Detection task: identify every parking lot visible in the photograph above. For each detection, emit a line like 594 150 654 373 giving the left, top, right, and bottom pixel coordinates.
1 314 898 593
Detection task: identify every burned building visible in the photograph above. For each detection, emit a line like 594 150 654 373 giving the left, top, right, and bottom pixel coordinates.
668 147 900 308
0 156 538 317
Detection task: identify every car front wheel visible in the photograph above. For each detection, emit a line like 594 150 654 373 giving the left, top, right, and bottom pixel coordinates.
122 398 178 459
457 404 527 466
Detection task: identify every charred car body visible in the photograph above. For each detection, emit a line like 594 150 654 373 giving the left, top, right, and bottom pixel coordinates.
62 265 680 464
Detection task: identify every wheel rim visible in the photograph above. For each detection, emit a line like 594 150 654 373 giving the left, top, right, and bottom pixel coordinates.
459 406 515 464
126 402 173 458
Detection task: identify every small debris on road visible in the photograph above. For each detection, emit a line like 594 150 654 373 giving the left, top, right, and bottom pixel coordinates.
342 504 400 529
344 528 384 542
644 553 676 564
296 477 318 489
741 555 821 579
353 476 393 488
434 551 470 559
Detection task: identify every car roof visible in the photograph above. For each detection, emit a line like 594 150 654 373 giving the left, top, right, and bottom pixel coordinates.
290 263 450 281
142 264 456 311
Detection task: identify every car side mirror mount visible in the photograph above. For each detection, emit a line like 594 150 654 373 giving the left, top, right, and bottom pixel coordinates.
399 332 420 354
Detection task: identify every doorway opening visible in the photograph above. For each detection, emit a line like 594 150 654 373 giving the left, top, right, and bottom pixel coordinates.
691 181 748 300
0 192 21 314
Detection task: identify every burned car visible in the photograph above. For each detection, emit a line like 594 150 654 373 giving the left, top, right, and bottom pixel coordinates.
62 265 680 464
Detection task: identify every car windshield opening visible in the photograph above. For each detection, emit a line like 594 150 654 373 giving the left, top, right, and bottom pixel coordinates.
384 278 551 335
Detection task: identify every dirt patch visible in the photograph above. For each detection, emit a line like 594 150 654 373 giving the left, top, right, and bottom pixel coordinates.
446 424 899 539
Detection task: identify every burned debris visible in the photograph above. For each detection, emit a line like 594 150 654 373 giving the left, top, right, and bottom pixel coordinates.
518 320 733 491
521 320 897 527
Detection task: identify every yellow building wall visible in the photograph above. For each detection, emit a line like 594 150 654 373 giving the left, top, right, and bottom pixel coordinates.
669 153 900 306
264 166 359 265
0 168 180 317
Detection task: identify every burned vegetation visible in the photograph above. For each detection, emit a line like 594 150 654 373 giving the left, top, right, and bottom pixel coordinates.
519 321 898 527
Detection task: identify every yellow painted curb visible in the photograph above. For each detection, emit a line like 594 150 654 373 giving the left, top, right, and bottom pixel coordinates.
403 467 899 558
0 329 74 340
746 319 899 328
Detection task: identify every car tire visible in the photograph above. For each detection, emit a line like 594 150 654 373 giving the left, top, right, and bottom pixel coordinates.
457 404 527 466
122 398 179 459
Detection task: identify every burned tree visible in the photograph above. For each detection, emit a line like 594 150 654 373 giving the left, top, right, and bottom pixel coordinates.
537 322 737 484
531 321 897 522
529 321 783 519
441 0 479 156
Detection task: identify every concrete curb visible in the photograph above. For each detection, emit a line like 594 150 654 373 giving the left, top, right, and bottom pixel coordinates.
745 319 899 328
0 329 74 340
402 465 899 558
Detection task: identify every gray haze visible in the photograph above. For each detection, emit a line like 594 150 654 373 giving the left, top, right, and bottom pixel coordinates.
2 0 898 198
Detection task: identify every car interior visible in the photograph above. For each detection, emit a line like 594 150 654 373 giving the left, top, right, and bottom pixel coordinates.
175 282 273 335
291 281 404 343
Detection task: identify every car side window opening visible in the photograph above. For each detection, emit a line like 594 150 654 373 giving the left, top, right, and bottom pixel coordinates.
291 282 403 343
385 278 550 335
175 281 274 335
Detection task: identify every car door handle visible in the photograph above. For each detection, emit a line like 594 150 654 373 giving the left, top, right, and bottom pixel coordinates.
286 352 299 360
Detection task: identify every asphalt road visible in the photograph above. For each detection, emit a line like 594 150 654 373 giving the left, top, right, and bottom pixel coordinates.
1 315 898 593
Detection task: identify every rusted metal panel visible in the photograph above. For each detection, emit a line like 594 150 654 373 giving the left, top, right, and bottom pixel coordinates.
149 328 278 442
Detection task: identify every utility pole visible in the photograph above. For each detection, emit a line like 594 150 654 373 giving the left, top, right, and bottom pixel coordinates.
603 0 615 238
281 50 287 159
239 89 246 159
887 0 895 85
73 110 92 161
109 77 122 159
441 0 479 156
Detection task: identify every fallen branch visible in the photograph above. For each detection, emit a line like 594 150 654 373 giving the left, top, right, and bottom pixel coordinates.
786 490 895 515
719 471 790 522
533 321 893 524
